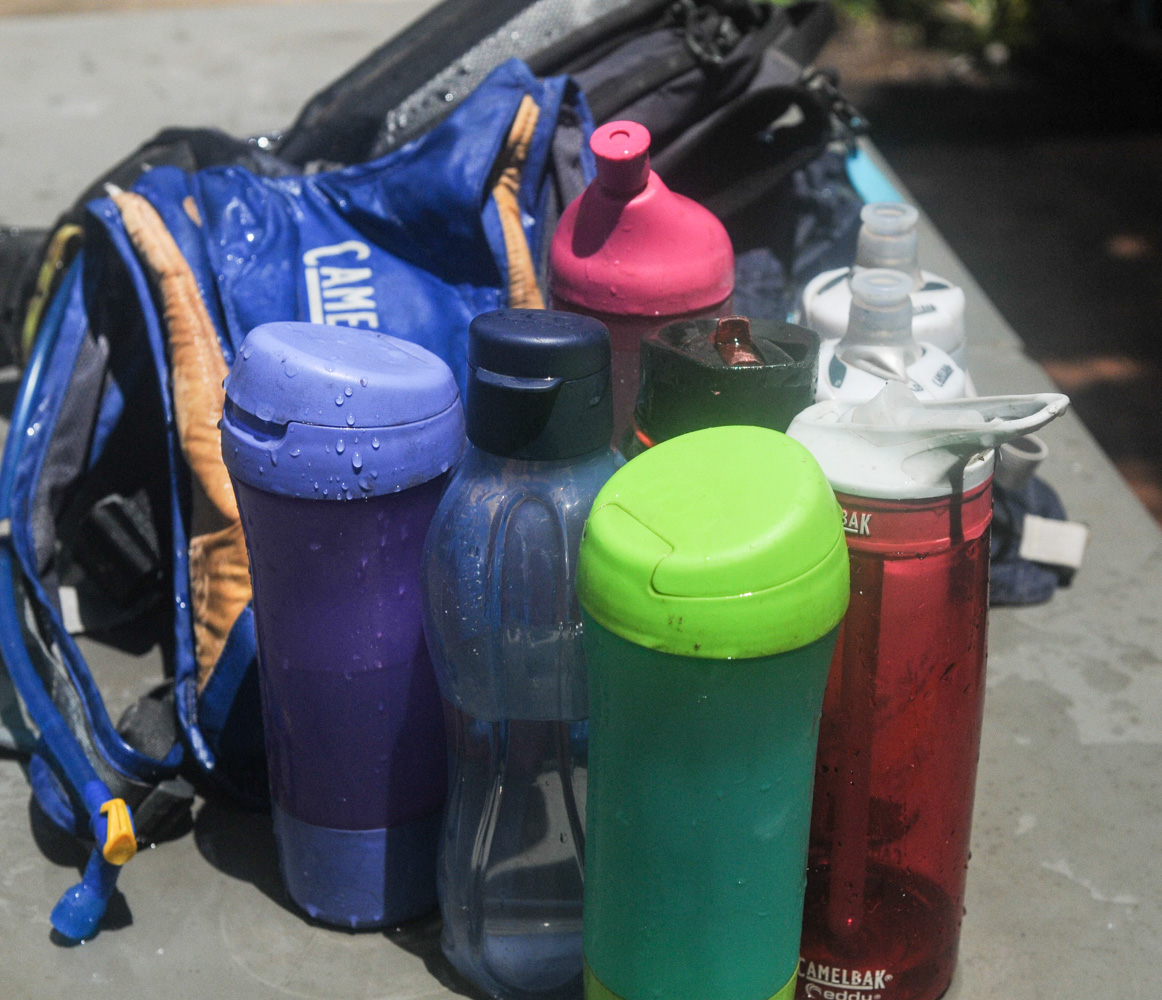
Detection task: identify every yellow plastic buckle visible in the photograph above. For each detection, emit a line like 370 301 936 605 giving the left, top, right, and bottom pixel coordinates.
99 799 137 866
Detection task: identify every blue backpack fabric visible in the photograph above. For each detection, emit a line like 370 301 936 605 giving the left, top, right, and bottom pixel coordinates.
124 59 587 403
0 0 867 941
0 60 592 939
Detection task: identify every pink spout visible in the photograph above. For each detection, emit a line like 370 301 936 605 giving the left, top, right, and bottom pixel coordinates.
549 120 735 444
591 121 651 195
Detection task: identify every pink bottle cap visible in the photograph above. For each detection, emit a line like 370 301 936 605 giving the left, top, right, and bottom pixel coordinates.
549 121 734 318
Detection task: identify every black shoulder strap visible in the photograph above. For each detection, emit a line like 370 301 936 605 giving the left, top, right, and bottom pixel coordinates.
774 0 837 67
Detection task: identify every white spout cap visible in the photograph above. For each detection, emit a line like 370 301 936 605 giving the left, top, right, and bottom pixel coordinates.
995 434 1049 492
840 269 921 381
856 202 922 282
787 381 1070 499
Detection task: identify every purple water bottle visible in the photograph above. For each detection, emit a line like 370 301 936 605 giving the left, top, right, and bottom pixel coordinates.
221 321 465 928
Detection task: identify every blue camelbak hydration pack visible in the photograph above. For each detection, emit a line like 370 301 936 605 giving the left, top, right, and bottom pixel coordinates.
0 0 862 940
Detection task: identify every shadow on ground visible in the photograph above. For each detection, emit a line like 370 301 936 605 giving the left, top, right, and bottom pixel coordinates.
194 798 487 999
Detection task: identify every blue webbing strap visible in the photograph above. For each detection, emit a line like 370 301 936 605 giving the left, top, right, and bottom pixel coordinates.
845 146 903 205
0 259 128 939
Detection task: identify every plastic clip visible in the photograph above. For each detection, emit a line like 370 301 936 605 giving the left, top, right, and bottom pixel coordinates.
803 69 869 150
675 1 743 67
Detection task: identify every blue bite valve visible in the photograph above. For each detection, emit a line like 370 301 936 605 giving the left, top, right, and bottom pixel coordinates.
51 848 120 941
50 791 137 941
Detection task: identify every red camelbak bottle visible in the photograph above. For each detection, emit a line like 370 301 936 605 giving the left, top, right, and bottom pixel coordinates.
549 120 734 443
788 383 1069 1000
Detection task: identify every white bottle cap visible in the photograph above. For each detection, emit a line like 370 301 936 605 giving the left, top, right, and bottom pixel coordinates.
788 381 1070 499
994 434 1049 492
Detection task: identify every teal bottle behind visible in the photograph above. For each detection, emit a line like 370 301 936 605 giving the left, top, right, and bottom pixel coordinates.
576 426 850 1000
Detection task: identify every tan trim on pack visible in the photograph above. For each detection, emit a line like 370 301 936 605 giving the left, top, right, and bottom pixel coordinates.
108 186 251 689
491 94 546 310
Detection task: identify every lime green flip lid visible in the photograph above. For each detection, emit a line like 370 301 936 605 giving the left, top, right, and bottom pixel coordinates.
577 425 849 659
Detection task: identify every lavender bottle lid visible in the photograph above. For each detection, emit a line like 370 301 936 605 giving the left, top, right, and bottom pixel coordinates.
221 321 464 499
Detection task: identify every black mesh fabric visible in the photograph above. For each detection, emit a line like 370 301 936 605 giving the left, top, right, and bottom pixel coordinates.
30 331 108 590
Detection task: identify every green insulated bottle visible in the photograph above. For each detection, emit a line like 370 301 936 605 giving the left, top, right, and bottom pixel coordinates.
576 425 849 1000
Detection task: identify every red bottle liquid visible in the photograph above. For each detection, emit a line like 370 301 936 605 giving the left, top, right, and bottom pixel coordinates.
788 383 1069 1000
549 120 734 443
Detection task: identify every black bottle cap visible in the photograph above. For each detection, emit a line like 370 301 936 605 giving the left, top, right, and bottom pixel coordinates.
467 309 613 460
632 316 820 445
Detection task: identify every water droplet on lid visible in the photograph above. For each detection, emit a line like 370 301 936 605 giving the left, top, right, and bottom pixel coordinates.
346 414 355 427
270 453 277 466
336 439 345 454
284 364 298 378
343 386 353 397
371 437 380 449
358 476 372 491
371 470 378 479
360 378 367 387
352 453 363 471
335 396 344 406
256 404 273 421
242 346 252 359
290 448 300 457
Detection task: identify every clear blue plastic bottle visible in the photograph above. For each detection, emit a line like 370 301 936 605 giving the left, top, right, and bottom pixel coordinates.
422 310 621 1000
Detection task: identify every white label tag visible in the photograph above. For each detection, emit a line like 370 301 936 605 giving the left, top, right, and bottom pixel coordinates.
58 585 84 635
1019 515 1089 570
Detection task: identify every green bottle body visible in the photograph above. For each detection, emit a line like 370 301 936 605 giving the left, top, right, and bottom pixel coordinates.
582 616 839 1000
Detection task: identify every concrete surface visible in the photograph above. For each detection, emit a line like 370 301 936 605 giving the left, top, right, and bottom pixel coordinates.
908 170 1162 998
0 0 431 228
0 3 1160 997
